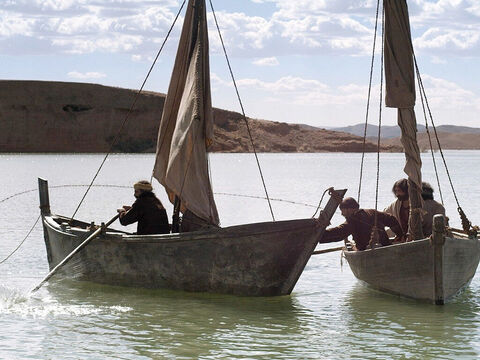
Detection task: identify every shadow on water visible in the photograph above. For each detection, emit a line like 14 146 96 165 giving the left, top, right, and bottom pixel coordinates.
340 283 480 359
31 279 314 359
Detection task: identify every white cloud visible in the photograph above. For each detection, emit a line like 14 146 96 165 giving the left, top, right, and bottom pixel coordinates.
67 71 106 79
431 56 447 64
418 74 480 109
252 57 279 66
211 71 480 127
415 27 480 52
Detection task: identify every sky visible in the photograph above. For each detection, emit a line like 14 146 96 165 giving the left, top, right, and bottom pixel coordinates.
1 0 480 128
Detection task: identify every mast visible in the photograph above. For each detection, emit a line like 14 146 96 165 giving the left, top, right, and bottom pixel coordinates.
152 0 219 226
384 0 424 239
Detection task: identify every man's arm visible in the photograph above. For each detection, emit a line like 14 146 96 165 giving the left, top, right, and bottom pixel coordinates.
378 211 404 237
322 222 353 243
119 202 140 226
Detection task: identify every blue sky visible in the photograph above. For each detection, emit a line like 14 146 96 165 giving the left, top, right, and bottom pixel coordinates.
1 0 479 127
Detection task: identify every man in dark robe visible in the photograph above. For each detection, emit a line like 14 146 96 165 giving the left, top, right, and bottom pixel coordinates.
118 180 170 235
421 182 446 235
321 197 405 251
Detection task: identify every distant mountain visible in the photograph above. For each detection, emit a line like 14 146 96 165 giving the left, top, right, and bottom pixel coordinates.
383 132 480 151
332 124 480 139
0 80 400 153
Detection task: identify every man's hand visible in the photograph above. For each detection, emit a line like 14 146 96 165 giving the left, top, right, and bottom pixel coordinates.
122 205 132 211
117 208 127 218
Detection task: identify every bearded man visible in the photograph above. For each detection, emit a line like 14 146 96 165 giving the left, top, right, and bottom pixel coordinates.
384 178 410 234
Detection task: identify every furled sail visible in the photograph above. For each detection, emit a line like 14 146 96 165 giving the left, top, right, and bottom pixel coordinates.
384 0 423 239
153 0 219 225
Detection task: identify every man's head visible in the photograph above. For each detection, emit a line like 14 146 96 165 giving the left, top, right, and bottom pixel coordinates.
339 197 359 218
392 178 409 201
421 182 434 200
133 180 153 198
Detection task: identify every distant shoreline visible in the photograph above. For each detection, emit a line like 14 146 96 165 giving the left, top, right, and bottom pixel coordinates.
1 80 478 152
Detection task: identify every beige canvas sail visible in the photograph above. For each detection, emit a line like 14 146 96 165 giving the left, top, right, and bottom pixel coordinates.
384 0 423 238
153 0 219 225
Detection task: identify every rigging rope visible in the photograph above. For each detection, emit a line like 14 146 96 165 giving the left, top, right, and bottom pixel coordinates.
208 0 276 222
311 188 330 218
0 184 319 264
374 6 385 217
0 215 40 265
415 62 444 205
69 0 187 222
371 4 385 247
413 55 473 231
358 0 382 204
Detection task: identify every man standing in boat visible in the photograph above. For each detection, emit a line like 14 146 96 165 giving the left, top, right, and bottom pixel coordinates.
117 180 170 235
321 197 405 251
384 178 410 234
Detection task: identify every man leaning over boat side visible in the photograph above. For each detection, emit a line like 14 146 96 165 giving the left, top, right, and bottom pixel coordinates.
320 197 405 251
421 182 446 235
117 180 170 235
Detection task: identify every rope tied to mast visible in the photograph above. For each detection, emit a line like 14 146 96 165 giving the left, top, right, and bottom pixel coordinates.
358 0 382 204
370 3 385 249
68 0 187 222
208 0 275 222
413 55 475 234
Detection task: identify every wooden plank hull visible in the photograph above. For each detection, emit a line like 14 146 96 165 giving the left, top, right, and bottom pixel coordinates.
42 215 321 296
344 236 480 303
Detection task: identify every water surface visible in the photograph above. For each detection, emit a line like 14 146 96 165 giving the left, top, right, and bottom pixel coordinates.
1 152 479 359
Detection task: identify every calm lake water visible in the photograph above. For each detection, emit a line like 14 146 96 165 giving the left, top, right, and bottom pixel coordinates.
1 152 480 359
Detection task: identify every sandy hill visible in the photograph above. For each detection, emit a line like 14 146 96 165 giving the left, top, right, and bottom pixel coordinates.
0 80 400 153
332 123 480 149
383 132 480 151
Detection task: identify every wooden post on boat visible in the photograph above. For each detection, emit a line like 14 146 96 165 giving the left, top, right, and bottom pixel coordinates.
172 196 181 233
432 214 446 305
316 188 347 243
38 178 50 215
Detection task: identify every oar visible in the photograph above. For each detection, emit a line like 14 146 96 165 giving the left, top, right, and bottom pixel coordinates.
312 246 344 255
31 214 119 293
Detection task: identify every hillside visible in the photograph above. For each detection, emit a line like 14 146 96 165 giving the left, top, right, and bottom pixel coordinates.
383 132 480 151
332 123 480 141
0 80 400 153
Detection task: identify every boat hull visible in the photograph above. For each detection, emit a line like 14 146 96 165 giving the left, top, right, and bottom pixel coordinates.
344 236 480 303
42 216 321 296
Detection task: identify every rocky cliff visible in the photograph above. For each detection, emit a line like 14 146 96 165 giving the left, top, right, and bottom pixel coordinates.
0 80 399 153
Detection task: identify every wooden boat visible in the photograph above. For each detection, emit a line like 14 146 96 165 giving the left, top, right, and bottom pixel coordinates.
38 179 344 296
342 0 480 304
37 0 346 296
344 219 480 304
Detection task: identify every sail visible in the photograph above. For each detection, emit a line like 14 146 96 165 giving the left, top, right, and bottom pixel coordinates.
384 0 423 239
153 0 219 225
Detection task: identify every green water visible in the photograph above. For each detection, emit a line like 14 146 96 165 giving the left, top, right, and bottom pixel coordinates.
1 153 479 359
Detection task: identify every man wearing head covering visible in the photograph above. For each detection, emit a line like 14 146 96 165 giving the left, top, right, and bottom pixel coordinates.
321 197 405 251
117 180 170 235
421 182 446 236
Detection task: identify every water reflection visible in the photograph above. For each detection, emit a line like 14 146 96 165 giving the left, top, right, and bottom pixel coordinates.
342 283 480 359
37 280 312 359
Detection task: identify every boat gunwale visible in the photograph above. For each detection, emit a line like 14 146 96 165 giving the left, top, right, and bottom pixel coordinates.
343 234 478 258
43 213 320 244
